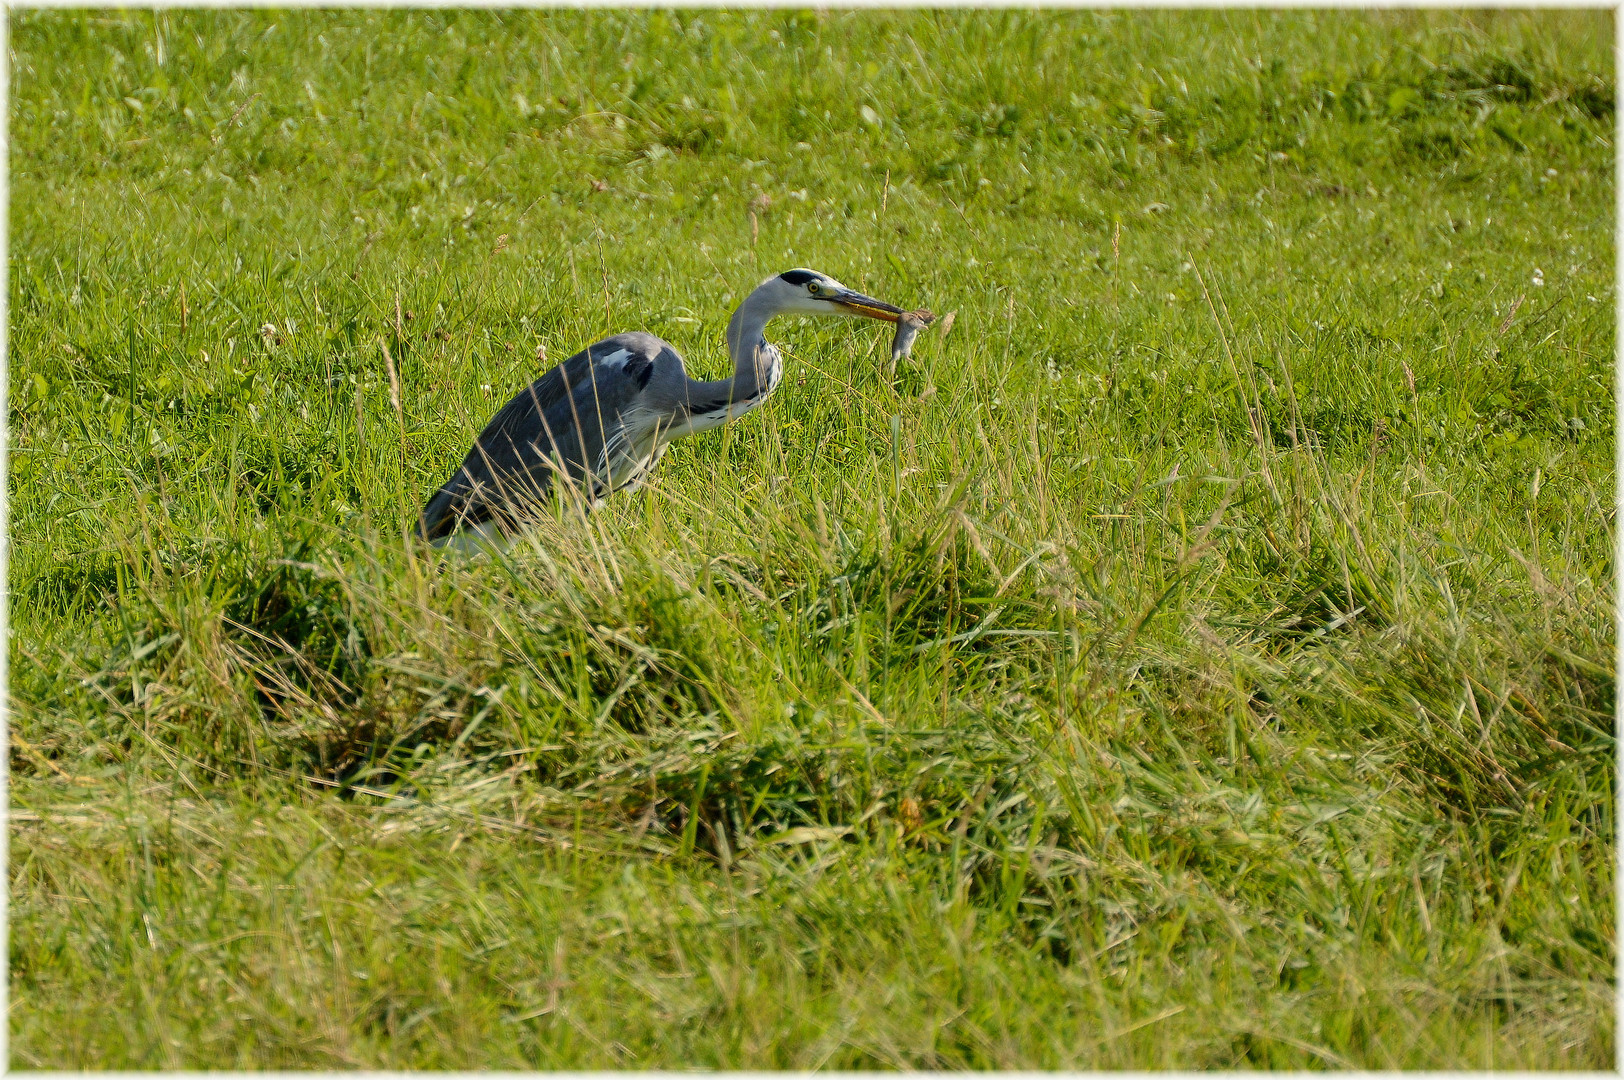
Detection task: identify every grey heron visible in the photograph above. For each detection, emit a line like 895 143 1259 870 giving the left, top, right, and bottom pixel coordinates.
417 268 907 545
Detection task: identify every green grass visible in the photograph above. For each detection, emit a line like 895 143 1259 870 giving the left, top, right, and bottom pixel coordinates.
8 8 1615 1068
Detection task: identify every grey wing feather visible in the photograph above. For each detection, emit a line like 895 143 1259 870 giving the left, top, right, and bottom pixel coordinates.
418 332 673 540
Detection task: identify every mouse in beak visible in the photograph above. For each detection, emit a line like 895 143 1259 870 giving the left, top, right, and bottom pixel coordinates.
889 308 936 379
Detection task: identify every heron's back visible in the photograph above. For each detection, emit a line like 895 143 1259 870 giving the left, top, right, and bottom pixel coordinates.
418 333 672 541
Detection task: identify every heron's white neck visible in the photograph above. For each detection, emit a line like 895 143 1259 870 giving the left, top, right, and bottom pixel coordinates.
720 287 783 402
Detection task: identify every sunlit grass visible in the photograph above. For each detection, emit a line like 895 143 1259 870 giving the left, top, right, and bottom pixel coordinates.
8 8 1614 1068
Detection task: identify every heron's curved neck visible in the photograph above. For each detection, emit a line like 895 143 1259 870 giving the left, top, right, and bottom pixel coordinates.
713 293 780 402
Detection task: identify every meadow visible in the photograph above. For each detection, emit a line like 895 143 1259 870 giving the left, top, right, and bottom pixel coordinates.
7 8 1616 1068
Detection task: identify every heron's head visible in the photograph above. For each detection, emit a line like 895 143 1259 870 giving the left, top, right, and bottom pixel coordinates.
763 268 904 323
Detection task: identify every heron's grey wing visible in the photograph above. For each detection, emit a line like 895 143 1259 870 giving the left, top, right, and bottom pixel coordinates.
418 334 670 539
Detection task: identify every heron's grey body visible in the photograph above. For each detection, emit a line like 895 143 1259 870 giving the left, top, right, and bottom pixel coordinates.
418 269 904 544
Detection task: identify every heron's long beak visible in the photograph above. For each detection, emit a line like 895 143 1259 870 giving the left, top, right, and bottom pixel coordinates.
829 288 904 323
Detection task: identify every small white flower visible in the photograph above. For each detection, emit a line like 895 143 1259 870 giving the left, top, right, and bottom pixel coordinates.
1532 268 1545 287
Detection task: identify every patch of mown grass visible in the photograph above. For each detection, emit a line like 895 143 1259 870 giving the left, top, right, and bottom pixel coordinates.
10 7 1615 1069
